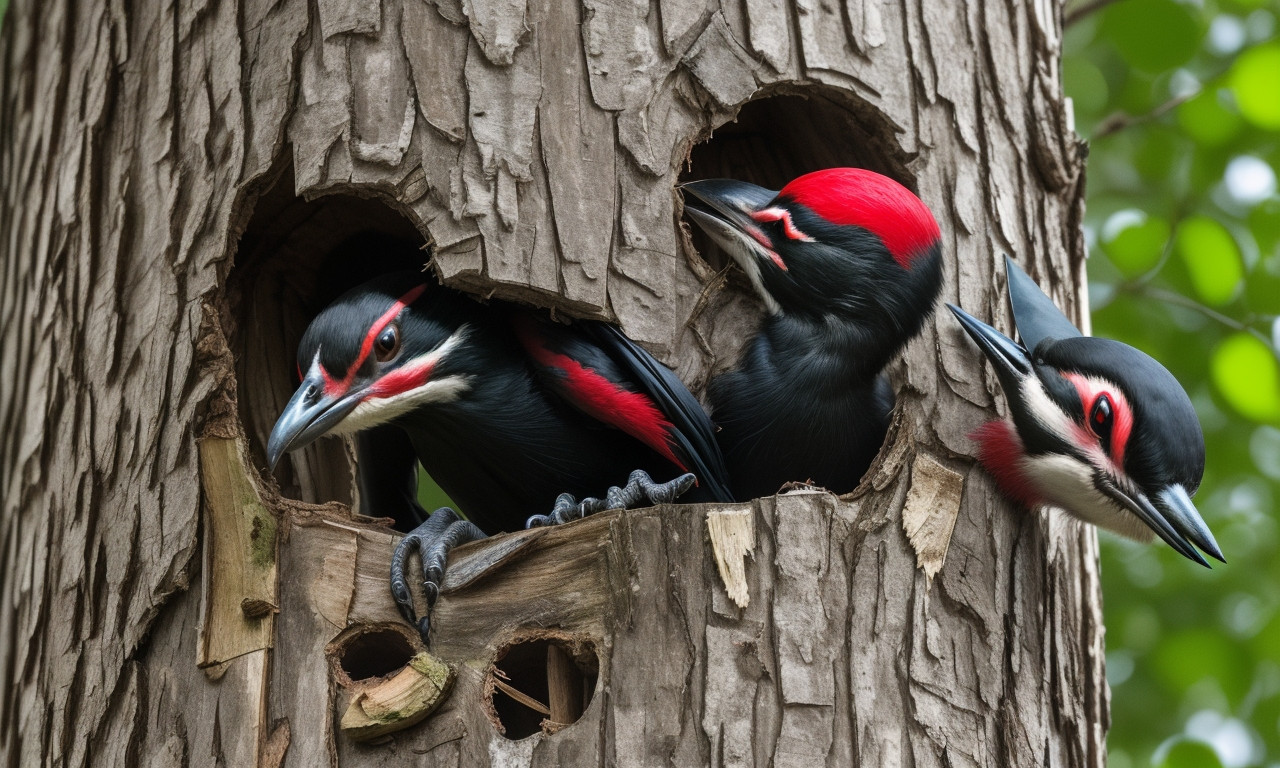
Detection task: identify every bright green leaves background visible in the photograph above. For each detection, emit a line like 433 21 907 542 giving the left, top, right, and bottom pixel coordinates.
1066 0 1280 764
1231 44 1280 129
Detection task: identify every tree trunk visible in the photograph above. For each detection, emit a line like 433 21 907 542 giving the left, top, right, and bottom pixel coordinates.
0 0 1104 765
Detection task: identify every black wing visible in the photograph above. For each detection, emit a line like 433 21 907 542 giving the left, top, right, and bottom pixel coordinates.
514 314 733 503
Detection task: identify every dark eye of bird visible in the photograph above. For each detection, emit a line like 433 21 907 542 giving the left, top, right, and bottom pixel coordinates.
1089 393 1114 451
375 325 400 362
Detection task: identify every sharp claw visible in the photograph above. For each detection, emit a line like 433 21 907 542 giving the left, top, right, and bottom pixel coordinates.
388 509 487 647
525 470 700 530
649 472 695 504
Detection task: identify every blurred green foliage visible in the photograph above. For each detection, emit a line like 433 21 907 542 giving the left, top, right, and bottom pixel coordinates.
1064 0 1280 765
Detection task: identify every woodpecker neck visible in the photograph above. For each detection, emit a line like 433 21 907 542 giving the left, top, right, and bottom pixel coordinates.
762 309 909 387
970 419 1043 508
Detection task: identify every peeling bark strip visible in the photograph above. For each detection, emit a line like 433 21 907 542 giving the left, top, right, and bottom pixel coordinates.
0 0 1102 765
198 437 279 668
901 452 966 583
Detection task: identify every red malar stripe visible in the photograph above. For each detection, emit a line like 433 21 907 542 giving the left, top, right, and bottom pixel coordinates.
328 283 428 396
971 419 1042 508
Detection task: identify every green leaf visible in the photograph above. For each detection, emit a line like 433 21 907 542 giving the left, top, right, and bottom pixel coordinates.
1244 270 1280 315
1176 216 1244 306
1064 57 1110 116
1101 0 1202 73
416 467 457 513
1102 211 1170 276
1229 44 1280 130
1211 333 1280 424
1250 198 1280 256
1158 739 1225 768
1133 128 1190 188
1151 628 1251 701
1177 90 1242 147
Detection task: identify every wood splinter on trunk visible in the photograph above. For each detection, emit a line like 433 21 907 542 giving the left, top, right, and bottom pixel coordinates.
901 452 966 583
197 436 278 671
707 506 756 608
339 652 455 742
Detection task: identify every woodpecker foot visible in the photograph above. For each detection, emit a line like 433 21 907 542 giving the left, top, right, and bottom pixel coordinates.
525 470 696 528
390 508 487 645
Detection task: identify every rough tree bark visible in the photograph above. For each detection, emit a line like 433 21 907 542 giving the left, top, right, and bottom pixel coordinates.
0 0 1104 766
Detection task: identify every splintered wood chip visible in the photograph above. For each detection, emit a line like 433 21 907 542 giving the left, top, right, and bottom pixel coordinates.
339 651 455 742
491 676 552 716
440 527 547 593
707 507 755 609
901 453 965 583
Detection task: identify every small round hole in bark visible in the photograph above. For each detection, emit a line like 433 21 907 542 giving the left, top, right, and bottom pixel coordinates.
485 632 600 739
331 625 417 684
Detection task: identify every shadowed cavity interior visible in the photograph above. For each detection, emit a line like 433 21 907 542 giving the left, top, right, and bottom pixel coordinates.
226 166 450 516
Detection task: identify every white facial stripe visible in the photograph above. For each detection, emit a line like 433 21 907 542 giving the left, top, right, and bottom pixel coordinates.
1019 376 1078 440
754 206 814 242
328 325 472 434
1020 370 1132 472
330 375 471 434
1015 374 1160 542
734 244 781 315
1021 453 1154 542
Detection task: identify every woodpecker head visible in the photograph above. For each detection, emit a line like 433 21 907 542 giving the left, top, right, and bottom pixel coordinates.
680 168 943 334
267 273 474 470
948 256 1221 566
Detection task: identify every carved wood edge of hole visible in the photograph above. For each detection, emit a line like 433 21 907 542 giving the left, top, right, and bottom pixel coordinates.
482 628 602 739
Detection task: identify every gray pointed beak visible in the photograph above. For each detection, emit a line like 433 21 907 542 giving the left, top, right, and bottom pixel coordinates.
1095 474 1209 567
266 372 362 471
947 304 1033 394
679 178 778 252
1155 484 1224 563
680 178 777 225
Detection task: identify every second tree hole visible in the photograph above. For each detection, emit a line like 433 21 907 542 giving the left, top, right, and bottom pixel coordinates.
486 634 600 739
332 625 417 684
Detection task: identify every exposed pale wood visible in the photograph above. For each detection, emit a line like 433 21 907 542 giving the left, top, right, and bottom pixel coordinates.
339 651 456 741
706 506 755 608
0 0 1103 764
545 644 582 725
198 437 279 668
901 452 967 583
492 678 552 716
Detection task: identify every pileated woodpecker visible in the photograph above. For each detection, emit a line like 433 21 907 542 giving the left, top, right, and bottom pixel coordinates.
680 168 944 499
267 272 731 640
947 256 1222 565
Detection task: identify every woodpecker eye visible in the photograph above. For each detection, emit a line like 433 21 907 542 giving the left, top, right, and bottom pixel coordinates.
375 325 401 362
1089 393 1114 446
